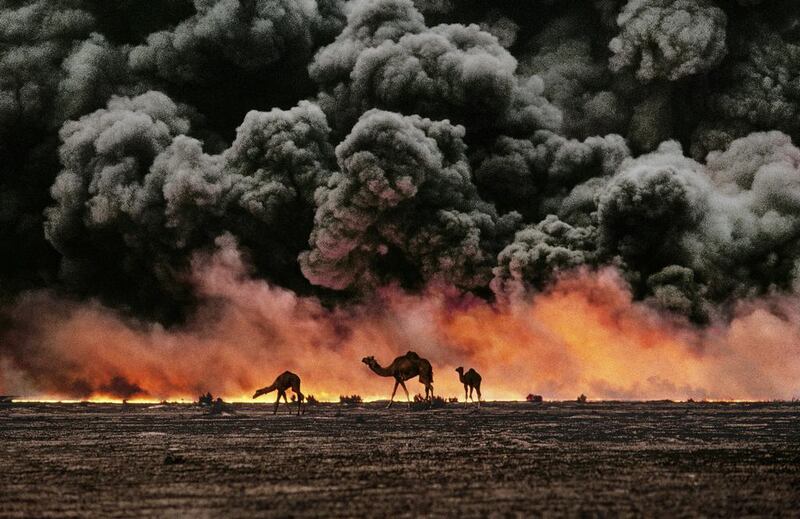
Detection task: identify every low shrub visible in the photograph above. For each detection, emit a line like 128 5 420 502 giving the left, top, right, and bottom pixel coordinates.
339 394 363 405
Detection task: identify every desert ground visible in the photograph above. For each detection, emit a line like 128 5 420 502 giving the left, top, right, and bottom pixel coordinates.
0 401 798 517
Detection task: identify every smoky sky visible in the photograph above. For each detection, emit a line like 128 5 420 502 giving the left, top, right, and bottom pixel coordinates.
2 0 800 324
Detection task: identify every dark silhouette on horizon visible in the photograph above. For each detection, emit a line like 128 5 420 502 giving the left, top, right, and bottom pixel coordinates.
456 367 482 407
362 351 434 408
253 371 304 415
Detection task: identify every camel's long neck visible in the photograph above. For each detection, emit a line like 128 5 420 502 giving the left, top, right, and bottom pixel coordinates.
369 362 394 377
255 383 277 396
458 373 465 384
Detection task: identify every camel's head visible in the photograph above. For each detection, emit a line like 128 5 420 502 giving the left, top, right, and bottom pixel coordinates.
361 356 375 367
252 389 263 399
455 366 464 374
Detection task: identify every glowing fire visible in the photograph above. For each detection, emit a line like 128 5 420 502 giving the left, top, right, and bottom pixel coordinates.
2 241 799 403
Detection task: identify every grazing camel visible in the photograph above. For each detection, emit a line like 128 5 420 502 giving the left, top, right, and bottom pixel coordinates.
455 367 482 407
362 351 434 408
252 371 304 415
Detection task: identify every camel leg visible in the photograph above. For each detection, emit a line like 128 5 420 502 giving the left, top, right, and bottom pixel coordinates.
296 391 304 416
464 385 469 408
476 384 482 407
399 380 410 407
273 391 283 415
469 386 474 403
387 380 399 408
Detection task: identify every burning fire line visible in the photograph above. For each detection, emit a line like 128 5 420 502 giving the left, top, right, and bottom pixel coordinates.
2 246 799 403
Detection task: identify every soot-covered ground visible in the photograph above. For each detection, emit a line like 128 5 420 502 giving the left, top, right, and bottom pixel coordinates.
1 402 798 517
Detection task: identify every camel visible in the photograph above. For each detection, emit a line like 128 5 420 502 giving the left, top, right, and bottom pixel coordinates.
455 367 482 407
252 371 304 415
362 351 434 408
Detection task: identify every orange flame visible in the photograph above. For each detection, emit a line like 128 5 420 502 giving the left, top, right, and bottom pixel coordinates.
2 241 799 402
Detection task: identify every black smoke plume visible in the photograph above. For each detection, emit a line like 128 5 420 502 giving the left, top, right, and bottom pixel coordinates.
2 0 800 327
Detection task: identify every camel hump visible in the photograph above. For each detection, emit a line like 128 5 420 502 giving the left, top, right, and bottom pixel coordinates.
469 369 481 382
281 370 300 381
405 351 420 360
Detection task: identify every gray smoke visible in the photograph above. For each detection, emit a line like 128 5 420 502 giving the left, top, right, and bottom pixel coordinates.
0 0 799 325
692 30 800 157
0 1 96 129
520 14 629 138
609 0 728 82
44 91 334 307
299 108 519 290
128 0 345 83
598 132 800 318
491 214 598 298
308 0 561 136
473 130 630 220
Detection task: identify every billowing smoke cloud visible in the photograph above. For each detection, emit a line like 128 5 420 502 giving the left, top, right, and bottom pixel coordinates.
479 10 519 49
595 132 800 319
491 215 598 298
692 30 800 157
2 0 800 400
0 1 96 128
520 13 629 139
308 0 561 137
609 0 728 82
487 129 800 321
44 91 334 312
46 91 192 247
0 0 136 296
299 109 519 290
474 130 630 220
128 0 345 83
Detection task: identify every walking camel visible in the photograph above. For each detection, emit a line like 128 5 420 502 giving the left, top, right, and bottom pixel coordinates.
252 371 304 415
455 367 482 407
362 351 434 408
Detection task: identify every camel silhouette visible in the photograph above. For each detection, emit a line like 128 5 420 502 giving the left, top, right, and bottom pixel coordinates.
252 371 304 415
455 367 482 407
362 351 434 408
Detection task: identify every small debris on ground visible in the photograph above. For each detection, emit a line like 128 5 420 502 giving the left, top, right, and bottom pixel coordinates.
163 453 186 465
208 398 236 415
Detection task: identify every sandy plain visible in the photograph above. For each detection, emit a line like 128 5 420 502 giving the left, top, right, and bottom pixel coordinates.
1 401 798 517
